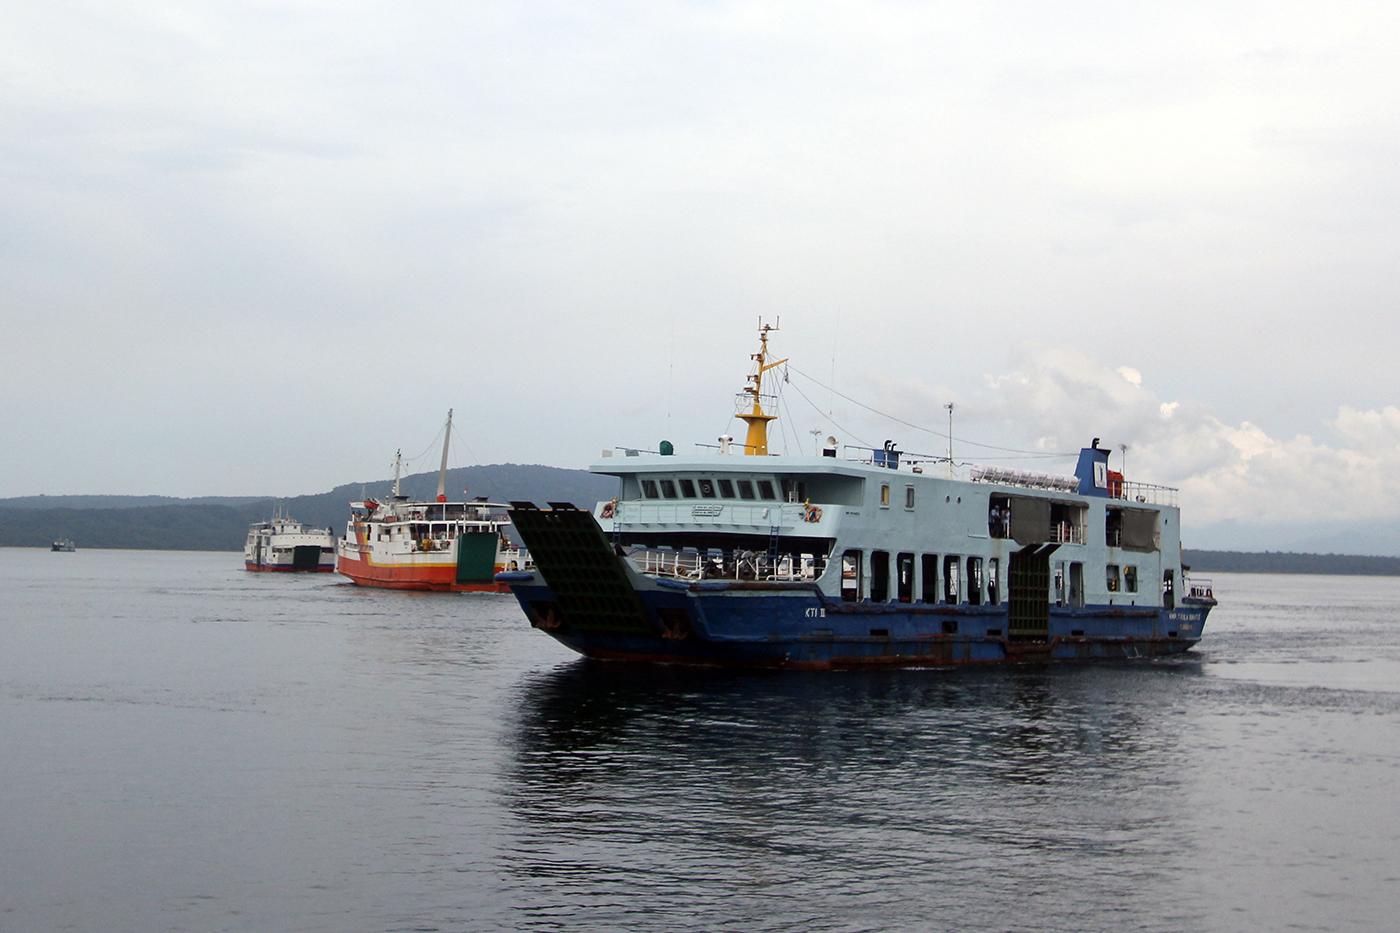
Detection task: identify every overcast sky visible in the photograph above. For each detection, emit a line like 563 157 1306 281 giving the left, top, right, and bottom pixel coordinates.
3 2 1398 548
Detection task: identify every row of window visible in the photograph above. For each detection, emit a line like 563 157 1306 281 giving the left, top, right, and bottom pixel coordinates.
877 484 918 508
374 524 496 541
1052 562 1158 606
839 552 1158 607
840 550 1001 606
1106 564 1138 593
640 477 779 501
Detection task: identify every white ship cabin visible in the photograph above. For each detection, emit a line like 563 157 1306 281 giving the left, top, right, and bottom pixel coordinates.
349 497 513 549
592 438 1187 611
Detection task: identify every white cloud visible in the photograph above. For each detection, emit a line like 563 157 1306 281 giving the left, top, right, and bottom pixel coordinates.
961 346 1400 527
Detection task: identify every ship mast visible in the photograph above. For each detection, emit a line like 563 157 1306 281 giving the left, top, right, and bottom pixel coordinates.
436 409 453 503
392 450 403 499
736 319 787 456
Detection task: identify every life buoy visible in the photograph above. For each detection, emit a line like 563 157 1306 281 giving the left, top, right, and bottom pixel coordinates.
804 505 822 523
601 501 615 519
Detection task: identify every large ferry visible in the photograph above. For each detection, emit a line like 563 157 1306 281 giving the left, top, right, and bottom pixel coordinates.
244 508 336 572
335 410 531 592
499 323 1216 667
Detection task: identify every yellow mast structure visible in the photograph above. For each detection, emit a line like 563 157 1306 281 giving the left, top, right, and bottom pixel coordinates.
736 319 787 456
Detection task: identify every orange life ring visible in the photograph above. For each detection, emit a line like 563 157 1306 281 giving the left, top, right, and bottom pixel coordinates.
804 505 822 523
601 501 615 519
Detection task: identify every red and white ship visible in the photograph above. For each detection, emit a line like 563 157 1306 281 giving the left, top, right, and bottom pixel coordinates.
335 410 531 592
245 507 337 572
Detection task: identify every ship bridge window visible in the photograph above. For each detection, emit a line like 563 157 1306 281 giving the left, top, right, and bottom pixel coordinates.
1107 564 1121 593
718 479 736 498
679 479 697 498
1107 507 1160 552
905 486 915 509
737 480 756 500
698 478 716 498
757 480 776 500
642 479 660 499
659 479 678 499
1124 565 1138 593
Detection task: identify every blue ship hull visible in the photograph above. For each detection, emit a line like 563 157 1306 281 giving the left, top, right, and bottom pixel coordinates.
504 577 1211 669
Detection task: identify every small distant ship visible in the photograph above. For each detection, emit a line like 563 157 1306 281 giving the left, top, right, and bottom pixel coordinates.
51 539 76 552
335 410 532 592
500 321 1216 668
244 507 336 572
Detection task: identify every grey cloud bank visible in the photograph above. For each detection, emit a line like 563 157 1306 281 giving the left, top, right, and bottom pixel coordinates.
2 1 1397 553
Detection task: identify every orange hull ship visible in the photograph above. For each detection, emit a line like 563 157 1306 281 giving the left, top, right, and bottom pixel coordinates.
334 410 531 592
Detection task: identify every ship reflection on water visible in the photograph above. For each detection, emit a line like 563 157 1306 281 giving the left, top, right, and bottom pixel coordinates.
499 659 1208 932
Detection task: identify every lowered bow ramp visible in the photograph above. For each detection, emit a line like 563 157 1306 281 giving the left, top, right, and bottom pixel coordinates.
508 502 652 634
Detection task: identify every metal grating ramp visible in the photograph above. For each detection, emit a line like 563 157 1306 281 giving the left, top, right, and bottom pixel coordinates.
507 502 652 634
1008 544 1057 642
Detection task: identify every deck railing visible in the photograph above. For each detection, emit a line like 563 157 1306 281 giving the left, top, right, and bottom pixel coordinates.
1049 522 1086 545
1186 577 1214 600
1115 482 1179 507
626 546 821 582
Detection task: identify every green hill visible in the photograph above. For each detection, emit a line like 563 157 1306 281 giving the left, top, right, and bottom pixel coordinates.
1182 550 1400 576
0 464 618 551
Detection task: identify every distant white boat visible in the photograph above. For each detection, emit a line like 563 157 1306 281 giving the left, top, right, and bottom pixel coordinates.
244 506 336 572
51 539 75 552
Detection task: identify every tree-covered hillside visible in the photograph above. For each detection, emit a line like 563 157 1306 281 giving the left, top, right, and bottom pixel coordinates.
0 464 617 551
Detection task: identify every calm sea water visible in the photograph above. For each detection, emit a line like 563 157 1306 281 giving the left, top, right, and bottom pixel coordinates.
3 549 1399 933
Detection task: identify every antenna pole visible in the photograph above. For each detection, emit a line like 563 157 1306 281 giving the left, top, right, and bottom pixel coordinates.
944 403 955 477
437 409 453 502
736 318 787 456
392 450 403 498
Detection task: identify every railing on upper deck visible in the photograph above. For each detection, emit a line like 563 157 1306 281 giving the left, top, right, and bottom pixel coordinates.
1185 577 1214 600
626 546 821 582
1115 481 1178 507
1049 522 1086 545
